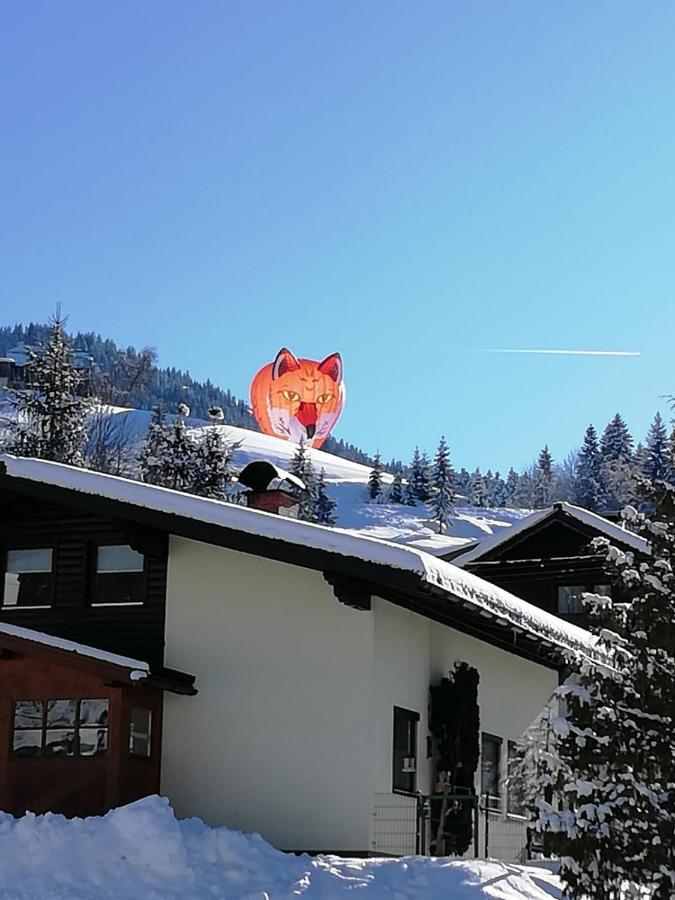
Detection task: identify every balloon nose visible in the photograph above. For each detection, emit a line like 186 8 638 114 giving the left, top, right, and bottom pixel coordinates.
306 423 316 439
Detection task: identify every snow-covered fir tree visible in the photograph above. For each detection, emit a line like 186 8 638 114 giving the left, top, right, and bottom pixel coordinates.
408 446 432 501
534 445 554 508
192 407 239 500
4 315 91 465
368 452 384 501
574 424 604 511
290 439 317 521
513 468 535 508
600 412 634 463
453 467 472 501
644 411 670 485
313 469 337 525
505 468 520 506
489 471 507 507
533 472 675 900
470 468 489 507
388 471 405 503
427 436 455 533
600 413 636 510
138 404 198 492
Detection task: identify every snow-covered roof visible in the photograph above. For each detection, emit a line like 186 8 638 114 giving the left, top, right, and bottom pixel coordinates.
452 500 649 566
0 620 149 679
0 455 599 661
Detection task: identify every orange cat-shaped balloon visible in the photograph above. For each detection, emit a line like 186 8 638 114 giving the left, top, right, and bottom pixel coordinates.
250 348 345 448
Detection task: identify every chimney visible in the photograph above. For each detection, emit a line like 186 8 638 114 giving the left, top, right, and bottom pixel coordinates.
238 460 305 519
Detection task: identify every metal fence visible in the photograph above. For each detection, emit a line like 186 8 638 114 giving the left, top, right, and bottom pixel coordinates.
371 792 533 862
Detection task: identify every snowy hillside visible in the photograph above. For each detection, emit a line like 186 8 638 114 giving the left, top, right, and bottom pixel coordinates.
0 795 563 900
101 406 530 556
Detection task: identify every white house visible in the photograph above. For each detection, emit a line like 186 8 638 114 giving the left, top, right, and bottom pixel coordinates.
0 454 597 858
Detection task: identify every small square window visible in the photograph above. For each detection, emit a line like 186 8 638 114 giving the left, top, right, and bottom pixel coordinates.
93 545 145 605
3 548 53 608
129 707 152 758
481 733 502 809
392 707 418 793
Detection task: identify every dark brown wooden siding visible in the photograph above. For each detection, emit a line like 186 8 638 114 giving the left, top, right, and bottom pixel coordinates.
0 491 168 669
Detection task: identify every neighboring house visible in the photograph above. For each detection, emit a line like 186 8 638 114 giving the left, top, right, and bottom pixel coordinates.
450 501 649 628
0 456 598 857
0 343 94 393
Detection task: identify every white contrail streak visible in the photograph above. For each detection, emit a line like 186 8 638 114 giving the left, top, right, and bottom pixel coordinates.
475 348 641 357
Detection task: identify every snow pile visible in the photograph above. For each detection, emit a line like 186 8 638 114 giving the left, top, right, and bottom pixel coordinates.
0 795 563 900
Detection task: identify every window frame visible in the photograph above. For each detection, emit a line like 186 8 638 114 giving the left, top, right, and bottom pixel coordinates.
90 543 147 608
1 544 56 610
480 732 503 811
506 739 526 818
392 706 419 795
10 698 110 759
557 582 612 616
128 706 153 759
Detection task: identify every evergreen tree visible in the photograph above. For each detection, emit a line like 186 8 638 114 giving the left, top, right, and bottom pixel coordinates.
138 404 198 492
533 479 675 899
470 468 489 507
574 425 604 511
388 471 405 504
505 468 520 506
5 315 90 465
453 467 472 501
368 452 384 501
600 412 634 462
600 413 636 510
427 436 455 533
192 408 239 500
490 471 507 507
290 440 317 520
314 468 337 525
513 468 535 508
409 447 432 501
644 412 669 485
534 445 554 508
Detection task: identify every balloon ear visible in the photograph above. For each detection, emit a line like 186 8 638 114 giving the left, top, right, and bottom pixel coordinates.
318 353 343 384
272 348 301 380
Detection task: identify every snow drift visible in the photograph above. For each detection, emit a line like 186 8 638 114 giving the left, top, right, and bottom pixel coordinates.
0 795 562 900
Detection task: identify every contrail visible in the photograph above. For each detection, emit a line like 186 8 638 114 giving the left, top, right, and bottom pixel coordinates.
475 348 641 357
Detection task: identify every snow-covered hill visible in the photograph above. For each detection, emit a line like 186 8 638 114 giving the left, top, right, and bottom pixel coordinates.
0 794 562 900
102 407 530 557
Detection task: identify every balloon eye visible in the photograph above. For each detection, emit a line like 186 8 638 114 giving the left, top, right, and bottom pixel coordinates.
282 390 300 402
317 393 333 404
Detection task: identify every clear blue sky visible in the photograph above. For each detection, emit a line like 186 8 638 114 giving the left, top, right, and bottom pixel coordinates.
2 2 674 471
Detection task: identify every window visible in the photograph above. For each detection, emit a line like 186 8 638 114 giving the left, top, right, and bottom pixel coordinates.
2 548 54 608
558 583 612 615
93 545 144 606
129 707 152 757
11 699 108 757
392 707 419 793
481 733 502 809
507 740 526 815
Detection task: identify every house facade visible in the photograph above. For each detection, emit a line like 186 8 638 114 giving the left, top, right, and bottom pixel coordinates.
450 501 648 628
0 455 598 857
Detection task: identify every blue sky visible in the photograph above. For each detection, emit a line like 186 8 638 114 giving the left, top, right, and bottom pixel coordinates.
2 2 674 471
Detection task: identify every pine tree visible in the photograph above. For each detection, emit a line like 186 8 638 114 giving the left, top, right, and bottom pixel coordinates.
534 445 554 508
470 468 489 507
368 452 384 501
644 412 669 485
389 471 405 503
533 479 675 899
409 447 432 501
5 315 90 465
427 436 455 533
600 412 634 462
193 409 239 500
574 425 604 511
505 468 520 506
314 469 337 525
453 467 472 502
513 468 535 509
138 404 199 492
490 471 507 507
290 440 316 521
600 413 636 510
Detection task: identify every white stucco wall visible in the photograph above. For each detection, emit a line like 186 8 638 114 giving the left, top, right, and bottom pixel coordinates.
161 537 558 856
161 537 375 852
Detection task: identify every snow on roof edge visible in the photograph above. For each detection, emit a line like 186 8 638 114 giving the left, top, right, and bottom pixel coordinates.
0 620 150 675
453 500 648 566
0 455 598 658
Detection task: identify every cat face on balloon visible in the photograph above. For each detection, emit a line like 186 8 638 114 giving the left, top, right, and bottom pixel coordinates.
250 348 345 448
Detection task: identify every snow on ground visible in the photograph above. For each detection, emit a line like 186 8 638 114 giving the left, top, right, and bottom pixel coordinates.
0 795 563 900
100 406 530 555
